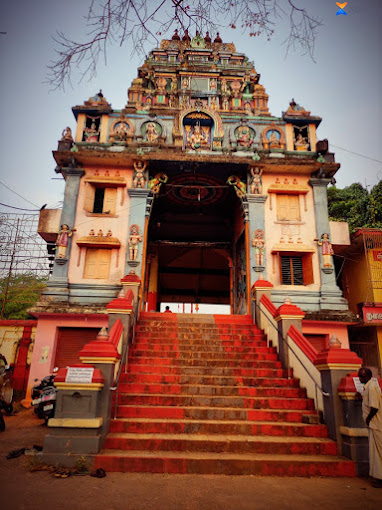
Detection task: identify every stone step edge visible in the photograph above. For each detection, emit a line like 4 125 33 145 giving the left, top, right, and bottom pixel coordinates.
110 418 323 426
116 393 312 402
96 450 348 463
116 404 315 413
105 432 332 443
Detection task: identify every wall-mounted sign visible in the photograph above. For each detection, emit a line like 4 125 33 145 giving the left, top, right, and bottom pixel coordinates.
65 367 94 384
372 250 382 262
363 305 382 324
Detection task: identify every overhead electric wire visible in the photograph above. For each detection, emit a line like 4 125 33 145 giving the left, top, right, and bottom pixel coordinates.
331 145 382 165
0 202 41 212
0 180 39 208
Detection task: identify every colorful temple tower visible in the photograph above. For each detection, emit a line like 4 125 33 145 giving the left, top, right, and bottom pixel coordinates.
30 32 351 391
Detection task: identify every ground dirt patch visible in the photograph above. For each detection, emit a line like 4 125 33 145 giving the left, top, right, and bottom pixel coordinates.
0 408 381 510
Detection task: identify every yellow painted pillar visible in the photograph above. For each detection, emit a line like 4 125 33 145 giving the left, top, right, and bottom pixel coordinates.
75 114 86 143
308 124 317 152
377 327 382 368
99 114 109 143
285 123 294 151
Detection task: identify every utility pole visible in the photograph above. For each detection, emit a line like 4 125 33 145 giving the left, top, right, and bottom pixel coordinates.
0 218 20 319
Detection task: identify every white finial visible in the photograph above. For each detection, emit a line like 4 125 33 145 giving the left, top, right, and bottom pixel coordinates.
329 334 341 349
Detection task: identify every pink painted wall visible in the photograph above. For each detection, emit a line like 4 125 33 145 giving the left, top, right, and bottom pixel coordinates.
262 174 321 291
302 320 350 350
68 167 134 285
23 314 108 406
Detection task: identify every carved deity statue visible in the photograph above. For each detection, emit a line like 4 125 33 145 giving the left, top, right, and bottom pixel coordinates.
83 121 99 142
188 123 206 150
252 229 265 267
56 224 76 259
133 161 147 188
156 76 167 94
113 122 130 141
314 233 334 267
182 77 190 90
171 77 178 93
236 126 253 148
222 97 229 111
268 130 281 148
145 122 159 142
244 102 252 116
227 175 246 198
210 97 218 110
148 173 168 194
250 167 263 194
295 133 309 150
128 224 142 261
61 127 73 142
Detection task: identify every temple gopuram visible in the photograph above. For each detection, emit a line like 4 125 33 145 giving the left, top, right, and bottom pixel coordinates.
26 33 367 476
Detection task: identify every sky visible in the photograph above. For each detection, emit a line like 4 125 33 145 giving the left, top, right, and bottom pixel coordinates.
0 0 381 213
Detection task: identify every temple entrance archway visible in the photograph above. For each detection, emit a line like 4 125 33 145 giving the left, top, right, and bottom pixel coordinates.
143 161 249 314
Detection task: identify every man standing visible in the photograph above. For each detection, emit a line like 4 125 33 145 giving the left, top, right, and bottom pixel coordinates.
358 367 382 488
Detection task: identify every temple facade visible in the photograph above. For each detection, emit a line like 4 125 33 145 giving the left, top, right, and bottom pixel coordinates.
28 32 352 394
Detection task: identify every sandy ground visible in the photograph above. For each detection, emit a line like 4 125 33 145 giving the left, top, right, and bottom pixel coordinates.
0 407 382 510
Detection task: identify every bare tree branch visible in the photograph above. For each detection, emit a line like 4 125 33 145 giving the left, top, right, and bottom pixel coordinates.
46 0 322 90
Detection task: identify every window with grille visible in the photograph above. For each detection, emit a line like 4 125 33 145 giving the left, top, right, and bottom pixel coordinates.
280 255 304 285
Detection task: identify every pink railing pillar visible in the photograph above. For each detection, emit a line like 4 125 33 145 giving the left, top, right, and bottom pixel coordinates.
314 342 363 450
251 278 273 327
274 297 305 371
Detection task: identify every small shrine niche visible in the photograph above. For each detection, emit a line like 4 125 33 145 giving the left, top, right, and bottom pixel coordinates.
234 125 256 149
83 117 101 142
261 124 285 150
183 112 214 150
266 129 281 148
293 126 310 151
141 121 162 143
109 119 134 143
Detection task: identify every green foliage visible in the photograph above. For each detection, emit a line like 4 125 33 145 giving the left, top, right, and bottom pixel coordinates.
328 182 382 233
0 273 47 319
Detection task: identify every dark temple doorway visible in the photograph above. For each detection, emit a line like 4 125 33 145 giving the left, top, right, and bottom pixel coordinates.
143 161 248 314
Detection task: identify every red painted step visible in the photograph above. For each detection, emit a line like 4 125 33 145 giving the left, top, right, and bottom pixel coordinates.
95 314 355 476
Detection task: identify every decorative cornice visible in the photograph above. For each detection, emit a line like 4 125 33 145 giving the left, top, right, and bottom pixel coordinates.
80 356 119 364
48 417 103 428
274 303 305 320
314 348 362 371
309 178 332 188
252 279 274 290
76 236 121 249
55 382 104 390
128 188 152 198
246 195 268 204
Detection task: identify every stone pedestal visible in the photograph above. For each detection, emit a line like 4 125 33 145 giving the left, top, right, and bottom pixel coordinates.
338 374 369 476
314 349 362 451
38 366 105 467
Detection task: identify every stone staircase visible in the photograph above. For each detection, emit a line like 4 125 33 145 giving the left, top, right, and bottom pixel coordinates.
94 313 355 476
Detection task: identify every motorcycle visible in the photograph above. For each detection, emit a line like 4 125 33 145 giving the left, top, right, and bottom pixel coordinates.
31 368 58 423
0 355 14 432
